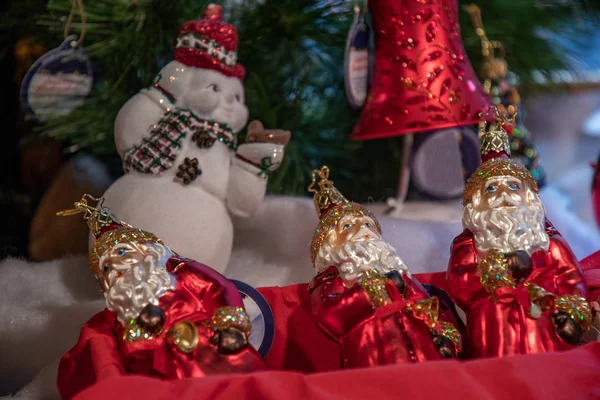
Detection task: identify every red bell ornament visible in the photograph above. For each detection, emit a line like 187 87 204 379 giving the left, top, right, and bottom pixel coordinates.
353 0 490 140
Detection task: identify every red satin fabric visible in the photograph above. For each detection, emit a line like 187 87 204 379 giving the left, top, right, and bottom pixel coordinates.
73 343 600 400
57 252 600 400
447 229 589 358
57 257 265 400
309 266 452 368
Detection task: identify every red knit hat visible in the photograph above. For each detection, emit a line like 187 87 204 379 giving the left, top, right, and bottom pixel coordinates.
174 4 245 80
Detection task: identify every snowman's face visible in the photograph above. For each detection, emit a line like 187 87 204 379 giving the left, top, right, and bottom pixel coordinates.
179 68 249 133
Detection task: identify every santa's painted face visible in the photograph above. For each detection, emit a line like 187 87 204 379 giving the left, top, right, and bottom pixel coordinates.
476 176 527 212
463 175 549 256
99 241 176 325
327 215 382 249
180 68 248 133
315 217 408 284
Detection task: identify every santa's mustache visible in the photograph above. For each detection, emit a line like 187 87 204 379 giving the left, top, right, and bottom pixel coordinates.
488 192 521 208
106 257 175 325
350 227 377 241
463 190 550 256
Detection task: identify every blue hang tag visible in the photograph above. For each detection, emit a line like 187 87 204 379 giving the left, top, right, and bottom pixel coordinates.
232 279 275 358
344 4 370 109
20 35 94 122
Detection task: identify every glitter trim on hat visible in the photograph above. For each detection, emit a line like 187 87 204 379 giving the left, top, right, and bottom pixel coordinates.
464 158 538 206
90 227 162 281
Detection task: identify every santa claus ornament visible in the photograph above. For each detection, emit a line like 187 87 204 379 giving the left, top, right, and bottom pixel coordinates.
99 4 289 273
447 106 592 358
307 166 462 368
56 195 266 400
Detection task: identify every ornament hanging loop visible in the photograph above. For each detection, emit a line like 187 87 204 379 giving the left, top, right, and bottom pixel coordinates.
308 166 331 194
57 194 129 235
308 166 347 214
479 105 516 128
464 4 507 84
64 0 87 46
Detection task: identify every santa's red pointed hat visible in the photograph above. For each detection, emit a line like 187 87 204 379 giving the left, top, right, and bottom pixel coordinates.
174 4 245 80
57 195 161 287
308 166 381 265
463 106 538 206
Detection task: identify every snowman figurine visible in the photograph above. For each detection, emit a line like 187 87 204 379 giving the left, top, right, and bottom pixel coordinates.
100 5 289 273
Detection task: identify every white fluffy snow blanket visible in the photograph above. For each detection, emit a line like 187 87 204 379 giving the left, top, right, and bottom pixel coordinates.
1 193 598 399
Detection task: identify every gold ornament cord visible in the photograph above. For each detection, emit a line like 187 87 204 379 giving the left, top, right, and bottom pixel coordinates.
435 321 463 355
308 166 348 214
64 0 87 46
407 297 440 329
479 106 515 129
464 4 506 80
56 194 128 236
464 4 504 60
406 297 463 355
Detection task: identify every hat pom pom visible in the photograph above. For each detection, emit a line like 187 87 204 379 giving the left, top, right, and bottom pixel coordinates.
203 4 223 21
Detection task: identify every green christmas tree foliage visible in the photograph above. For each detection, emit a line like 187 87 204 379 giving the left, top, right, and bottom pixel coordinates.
2 0 598 200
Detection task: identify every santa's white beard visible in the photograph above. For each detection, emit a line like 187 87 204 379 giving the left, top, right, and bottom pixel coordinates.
463 191 550 256
106 257 176 326
314 239 410 283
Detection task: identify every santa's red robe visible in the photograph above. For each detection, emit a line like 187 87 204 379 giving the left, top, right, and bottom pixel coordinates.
57 256 266 400
447 227 589 358
309 266 454 368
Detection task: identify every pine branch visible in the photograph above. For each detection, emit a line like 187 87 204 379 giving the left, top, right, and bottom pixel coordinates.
5 0 599 200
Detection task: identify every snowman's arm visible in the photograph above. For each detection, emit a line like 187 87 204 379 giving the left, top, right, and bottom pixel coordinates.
226 155 268 218
114 89 173 158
